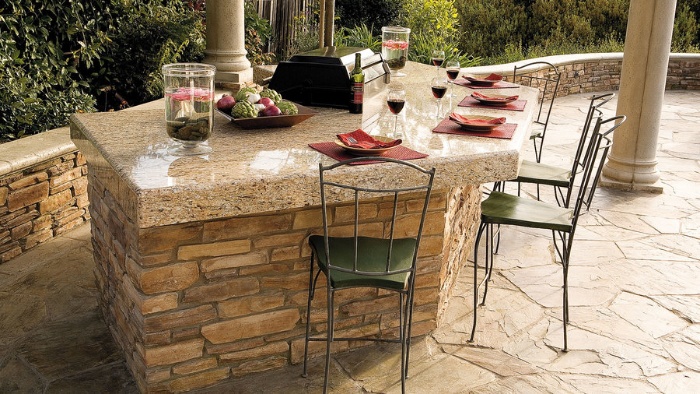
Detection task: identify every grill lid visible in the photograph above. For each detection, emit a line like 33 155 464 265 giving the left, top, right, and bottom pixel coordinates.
268 46 390 109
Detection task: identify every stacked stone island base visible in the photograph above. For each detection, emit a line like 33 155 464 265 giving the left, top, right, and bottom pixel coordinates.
71 61 538 391
87 161 480 391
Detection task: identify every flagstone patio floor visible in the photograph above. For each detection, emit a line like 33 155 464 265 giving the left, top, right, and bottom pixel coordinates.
1 91 699 393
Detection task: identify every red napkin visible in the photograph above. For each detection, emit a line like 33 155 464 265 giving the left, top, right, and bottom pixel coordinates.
337 129 402 149
449 113 506 125
471 91 520 101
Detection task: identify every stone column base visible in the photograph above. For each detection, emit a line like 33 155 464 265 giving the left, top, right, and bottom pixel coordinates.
214 68 254 87
599 175 664 193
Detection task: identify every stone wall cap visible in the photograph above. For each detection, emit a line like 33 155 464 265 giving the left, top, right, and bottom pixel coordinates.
0 127 75 176
0 96 225 179
462 53 700 77
463 53 625 76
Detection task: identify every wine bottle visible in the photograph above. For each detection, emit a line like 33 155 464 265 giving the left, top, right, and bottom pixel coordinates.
349 53 364 114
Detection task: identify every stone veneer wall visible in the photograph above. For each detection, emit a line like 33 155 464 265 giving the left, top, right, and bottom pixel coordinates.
440 53 700 96
87 148 481 392
2 53 699 265
0 128 90 263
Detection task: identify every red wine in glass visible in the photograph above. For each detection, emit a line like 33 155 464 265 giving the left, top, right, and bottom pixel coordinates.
431 50 445 78
431 77 447 119
387 87 406 137
387 99 405 115
432 85 447 99
445 61 461 97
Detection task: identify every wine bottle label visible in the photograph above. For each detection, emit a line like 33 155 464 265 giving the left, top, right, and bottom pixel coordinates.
352 83 364 104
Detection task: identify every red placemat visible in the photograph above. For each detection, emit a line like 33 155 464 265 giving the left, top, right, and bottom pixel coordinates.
309 142 428 165
458 95 527 111
432 118 517 139
453 79 520 89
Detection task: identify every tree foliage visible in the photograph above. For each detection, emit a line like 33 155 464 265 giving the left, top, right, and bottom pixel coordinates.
673 1 700 52
455 0 700 61
90 1 206 107
334 0 402 36
0 0 113 141
333 0 480 67
454 0 527 59
245 0 276 66
0 0 209 142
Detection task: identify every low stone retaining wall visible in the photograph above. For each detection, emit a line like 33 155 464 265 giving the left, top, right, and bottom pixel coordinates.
2 53 700 264
0 127 89 263
462 53 700 94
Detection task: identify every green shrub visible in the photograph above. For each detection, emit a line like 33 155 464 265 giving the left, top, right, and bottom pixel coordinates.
334 23 480 68
334 0 475 67
454 0 630 61
455 0 527 59
0 0 208 142
528 0 628 48
409 31 481 66
90 1 206 108
335 0 402 35
398 0 479 66
335 24 382 52
0 1 113 142
286 14 320 59
674 2 700 52
245 0 276 65
483 33 626 65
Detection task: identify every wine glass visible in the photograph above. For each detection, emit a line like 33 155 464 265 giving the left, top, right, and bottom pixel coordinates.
431 50 445 78
445 60 461 97
431 77 448 119
387 85 406 138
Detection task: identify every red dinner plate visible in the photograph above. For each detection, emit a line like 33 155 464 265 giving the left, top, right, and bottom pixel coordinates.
334 136 401 156
449 114 506 131
465 73 504 86
470 92 519 106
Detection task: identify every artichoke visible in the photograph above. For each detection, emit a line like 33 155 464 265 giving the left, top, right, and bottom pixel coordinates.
260 88 282 104
277 100 298 115
232 101 258 118
234 87 258 102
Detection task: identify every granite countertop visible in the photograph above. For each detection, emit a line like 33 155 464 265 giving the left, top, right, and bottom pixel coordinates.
71 62 538 228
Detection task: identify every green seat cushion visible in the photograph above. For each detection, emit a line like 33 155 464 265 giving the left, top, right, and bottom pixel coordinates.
481 191 573 232
515 159 570 187
308 235 417 290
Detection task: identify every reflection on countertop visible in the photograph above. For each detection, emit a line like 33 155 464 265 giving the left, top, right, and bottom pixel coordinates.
70 62 538 228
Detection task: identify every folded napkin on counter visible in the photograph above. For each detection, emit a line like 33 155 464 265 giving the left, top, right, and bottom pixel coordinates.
309 142 428 164
449 113 506 125
337 129 402 149
471 91 520 101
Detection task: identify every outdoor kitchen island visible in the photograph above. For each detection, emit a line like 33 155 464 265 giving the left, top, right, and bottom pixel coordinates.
70 61 538 392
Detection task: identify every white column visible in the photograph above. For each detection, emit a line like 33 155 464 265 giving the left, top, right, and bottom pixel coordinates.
204 0 253 84
601 0 676 192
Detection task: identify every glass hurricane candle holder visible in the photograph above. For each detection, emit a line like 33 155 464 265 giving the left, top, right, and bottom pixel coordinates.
163 63 216 156
381 26 411 77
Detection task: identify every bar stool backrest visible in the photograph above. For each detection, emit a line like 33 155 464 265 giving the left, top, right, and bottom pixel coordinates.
570 115 626 236
317 157 436 277
564 92 616 207
513 61 562 162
